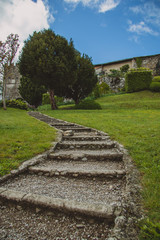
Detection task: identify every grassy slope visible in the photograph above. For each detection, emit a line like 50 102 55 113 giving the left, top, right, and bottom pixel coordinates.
40 90 160 222
0 108 56 176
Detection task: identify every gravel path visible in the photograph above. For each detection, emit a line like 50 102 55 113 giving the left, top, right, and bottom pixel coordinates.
0 205 112 240
1 174 125 205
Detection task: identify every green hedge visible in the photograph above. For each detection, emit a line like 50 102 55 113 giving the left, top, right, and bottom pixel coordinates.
150 82 160 92
125 68 152 93
152 76 160 82
75 99 102 110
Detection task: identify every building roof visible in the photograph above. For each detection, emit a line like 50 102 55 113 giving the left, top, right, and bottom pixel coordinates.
94 53 160 67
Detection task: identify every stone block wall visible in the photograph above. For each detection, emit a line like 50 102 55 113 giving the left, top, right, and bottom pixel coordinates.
5 64 21 100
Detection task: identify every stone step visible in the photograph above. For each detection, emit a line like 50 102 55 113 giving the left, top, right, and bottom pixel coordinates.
56 141 116 150
49 149 123 161
63 135 110 141
51 123 76 127
0 204 113 239
29 165 125 179
0 173 124 220
58 127 93 132
0 188 118 222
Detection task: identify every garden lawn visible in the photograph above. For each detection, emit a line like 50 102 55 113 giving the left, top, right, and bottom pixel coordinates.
39 90 160 222
0 108 56 176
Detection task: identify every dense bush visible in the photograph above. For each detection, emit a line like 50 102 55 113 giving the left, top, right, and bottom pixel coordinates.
92 82 110 98
75 99 102 110
125 68 152 93
42 93 64 106
152 76 160 82
0 99 28 110
150 82 160 92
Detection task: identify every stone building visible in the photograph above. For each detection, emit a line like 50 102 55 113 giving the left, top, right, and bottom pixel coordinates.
3 64 21 100
94 53 160 92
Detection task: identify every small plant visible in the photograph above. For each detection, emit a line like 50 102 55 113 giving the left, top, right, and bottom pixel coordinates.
139 218 160 240
150 82 160 92
42 93 64 106
136 57 143 68
75 99 102 110
152 76 160 82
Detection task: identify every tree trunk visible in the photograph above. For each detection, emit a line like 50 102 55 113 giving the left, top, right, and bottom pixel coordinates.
2 75 7 110
49 89 57 110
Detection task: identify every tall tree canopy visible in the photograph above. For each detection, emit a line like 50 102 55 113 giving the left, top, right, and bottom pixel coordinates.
0 34 19 110
62 53 98 104
18 29 77 109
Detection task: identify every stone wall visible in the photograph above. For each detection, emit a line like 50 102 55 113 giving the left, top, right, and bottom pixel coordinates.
95 54 160 92
5 64 21 100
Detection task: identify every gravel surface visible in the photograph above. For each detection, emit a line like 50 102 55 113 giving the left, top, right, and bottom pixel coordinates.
0 204 112 240
1 174 125 205
36 159 124 171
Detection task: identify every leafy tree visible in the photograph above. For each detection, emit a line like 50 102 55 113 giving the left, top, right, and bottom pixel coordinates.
62 53 98 104
120 64 129 73
19 76 46 107
18 29 77 110
0 34 19 110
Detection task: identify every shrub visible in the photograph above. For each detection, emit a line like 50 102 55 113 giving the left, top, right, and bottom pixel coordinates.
42 93 64 106
75 99 102 110
92 83 101 98
150 82 160 92
0 99 28 110
42 93 50 105
125 68 152 93
152 76 160 82
99 82 110 95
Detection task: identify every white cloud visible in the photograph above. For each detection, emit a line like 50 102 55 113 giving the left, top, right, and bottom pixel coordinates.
128 21 159 36
63 0 120 13
0 0 54 60
130 2 160 26
99 0 120 13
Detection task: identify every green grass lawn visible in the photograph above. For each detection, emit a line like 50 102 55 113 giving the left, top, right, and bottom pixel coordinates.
0 108 56 176
39 90 160 223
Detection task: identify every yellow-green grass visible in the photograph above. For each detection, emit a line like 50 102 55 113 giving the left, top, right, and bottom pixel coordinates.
0 108 56 176
40 90 160 222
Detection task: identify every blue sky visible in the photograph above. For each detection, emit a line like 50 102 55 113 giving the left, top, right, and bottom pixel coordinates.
1 0 160 64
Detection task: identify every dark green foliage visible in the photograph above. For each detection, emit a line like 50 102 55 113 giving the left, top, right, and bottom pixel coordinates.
120 64 130 73
99 82 110 95
92 83 101 98
0 99 28 110
92 82 110 98
125 68 152 93
75 99 102 110
139 219 160 240
42 93 64 106
62 54 98 104
18 29 77 110
150 82 160 92
19 76 46 107
136 57 142 68
108 69 122 78
42 93 50 105
152 76 160 82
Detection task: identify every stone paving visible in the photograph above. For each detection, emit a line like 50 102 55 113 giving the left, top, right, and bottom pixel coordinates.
0 112 143 240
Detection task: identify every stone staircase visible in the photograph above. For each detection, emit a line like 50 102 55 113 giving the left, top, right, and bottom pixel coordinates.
0 112 143 240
